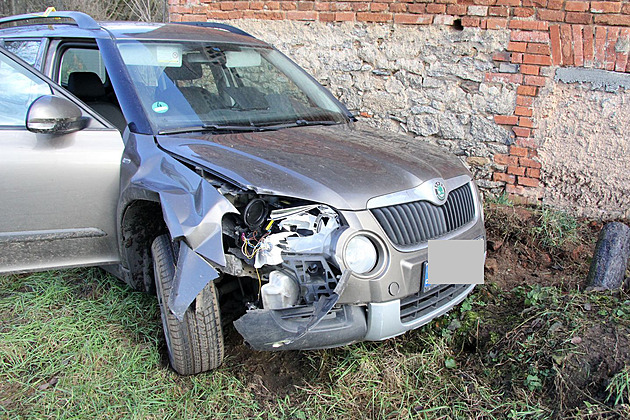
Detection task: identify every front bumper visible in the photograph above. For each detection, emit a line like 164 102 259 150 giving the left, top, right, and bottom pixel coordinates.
234 282 474 351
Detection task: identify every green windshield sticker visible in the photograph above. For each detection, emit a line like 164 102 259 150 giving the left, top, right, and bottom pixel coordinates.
152 101 169 113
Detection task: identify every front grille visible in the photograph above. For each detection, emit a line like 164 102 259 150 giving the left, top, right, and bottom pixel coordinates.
371 182 476 248
399 284 470 324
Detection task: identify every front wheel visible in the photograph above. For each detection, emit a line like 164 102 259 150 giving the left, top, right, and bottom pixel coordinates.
151 234 224 375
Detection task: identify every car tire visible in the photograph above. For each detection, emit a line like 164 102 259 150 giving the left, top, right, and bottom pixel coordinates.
151 234 224 375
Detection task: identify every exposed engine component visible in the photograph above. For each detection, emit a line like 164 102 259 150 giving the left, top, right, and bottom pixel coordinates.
223 197 344 310
260 270 299 310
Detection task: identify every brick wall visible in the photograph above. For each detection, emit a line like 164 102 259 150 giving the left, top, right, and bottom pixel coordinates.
170 0 630 203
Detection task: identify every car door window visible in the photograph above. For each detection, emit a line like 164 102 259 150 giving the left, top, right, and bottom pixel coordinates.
59 48 107 85
0 52 51 127
3 40 41 66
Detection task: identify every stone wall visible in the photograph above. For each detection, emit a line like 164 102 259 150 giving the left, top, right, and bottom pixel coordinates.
536 73 630 220
170 0 630 219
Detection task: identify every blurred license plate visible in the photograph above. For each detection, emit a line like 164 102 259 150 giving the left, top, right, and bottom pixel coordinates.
422 262 436 293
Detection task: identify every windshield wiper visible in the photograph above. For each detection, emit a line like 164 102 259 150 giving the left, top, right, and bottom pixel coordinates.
261 119 343 130
158 124 266 135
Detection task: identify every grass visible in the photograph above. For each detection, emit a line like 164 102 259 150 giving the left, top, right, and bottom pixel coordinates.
1 269 629 419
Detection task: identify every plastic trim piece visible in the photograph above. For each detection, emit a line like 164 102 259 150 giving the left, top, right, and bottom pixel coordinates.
364 284 475 341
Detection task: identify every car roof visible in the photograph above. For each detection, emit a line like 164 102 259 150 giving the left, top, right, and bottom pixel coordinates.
0 12 268 47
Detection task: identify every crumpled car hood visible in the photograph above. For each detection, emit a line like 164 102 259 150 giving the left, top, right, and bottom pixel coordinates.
156 124 470 210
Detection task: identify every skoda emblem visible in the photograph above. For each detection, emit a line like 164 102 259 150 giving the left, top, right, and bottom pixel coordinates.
434 181 446 202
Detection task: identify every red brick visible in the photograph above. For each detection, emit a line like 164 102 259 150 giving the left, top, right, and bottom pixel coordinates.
538 9 565 22
297 1 314 11
509 20 549 31
507 41 528 52
527 43 551 55
594 14 630 26
489 6 509 16
528 149 538 158
356 12 392 22
390 3 407 13
351 3 370 12
471 0 497 5
517 85 538 96
462 16 481 26
335 12 355 21
623 3 630 14
408 4 426 13
566 1 590 12
493 172 516 183
573 25 584 66
549 24 562 65
524 0 548 6
319 12 334 21
494 154 519 165
252 10 284 19
314 2 330 11
507 166 526 176
511 30 550 43
523 54 553 65
511 52 524 63
510 145 528 157
219 2 235 11
518 176 539 187
393 13 433 24
547 0 563 9
484 18 508 28
583 25 595 66
494 115 519 125
287 10 318 20
605 27 620 70
447 4 468 14
513 7 535 17
493 52 511 61
264 2 280 10
521 64 540 75
591 2 622 14
519 117 535 128
513 126 532 137
526 167 541 178
524 75 547 86
426 3 446 13
566 12 592 24
370 3 389 12
615 28 630 72
560 24 574 65
514 105 534 116
517 95 534 106
520 157 542 168
594 26 607 67
249 2 265 10
496 0 519 5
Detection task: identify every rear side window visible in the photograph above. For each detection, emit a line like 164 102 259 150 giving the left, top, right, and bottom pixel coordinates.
59 48 106 85
4 40 41 66
0 52 51 127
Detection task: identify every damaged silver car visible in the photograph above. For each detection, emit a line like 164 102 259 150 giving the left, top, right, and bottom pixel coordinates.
0 11 486 375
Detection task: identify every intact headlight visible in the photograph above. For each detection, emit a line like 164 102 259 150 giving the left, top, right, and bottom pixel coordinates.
344 235 378 274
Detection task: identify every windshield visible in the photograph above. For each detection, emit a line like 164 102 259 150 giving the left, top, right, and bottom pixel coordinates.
115 40 349 133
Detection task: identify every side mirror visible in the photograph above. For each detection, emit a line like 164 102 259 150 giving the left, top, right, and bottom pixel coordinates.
26 95 90 135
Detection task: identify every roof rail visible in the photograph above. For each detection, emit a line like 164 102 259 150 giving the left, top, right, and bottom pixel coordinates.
0 11 100 30
174 21 254 38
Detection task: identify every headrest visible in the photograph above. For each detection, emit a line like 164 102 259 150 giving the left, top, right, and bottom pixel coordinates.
67 72 106 100
165 61 202 81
